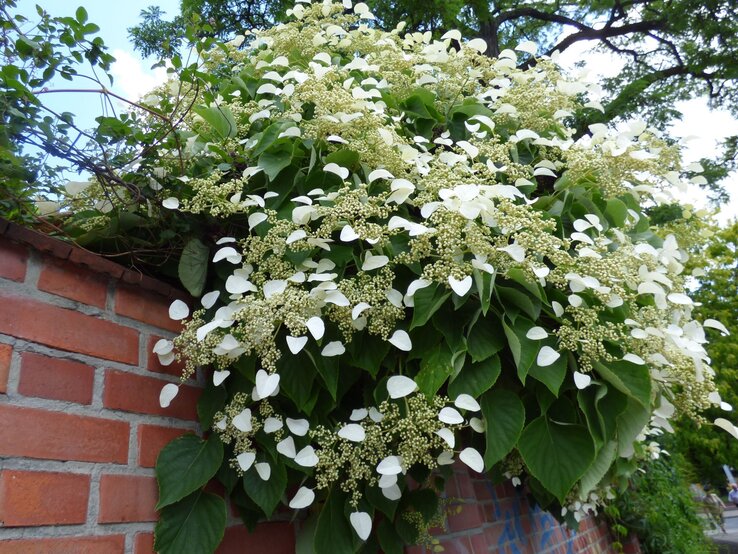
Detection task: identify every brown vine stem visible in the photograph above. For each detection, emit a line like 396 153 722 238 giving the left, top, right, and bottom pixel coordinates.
33 87 171 122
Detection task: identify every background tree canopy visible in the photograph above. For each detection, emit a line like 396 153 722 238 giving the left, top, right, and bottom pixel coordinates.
129 0 738 204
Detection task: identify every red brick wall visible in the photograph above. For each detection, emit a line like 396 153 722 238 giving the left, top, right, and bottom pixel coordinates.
0 221 637 553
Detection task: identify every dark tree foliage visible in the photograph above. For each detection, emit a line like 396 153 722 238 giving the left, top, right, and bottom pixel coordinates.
128 0 738 205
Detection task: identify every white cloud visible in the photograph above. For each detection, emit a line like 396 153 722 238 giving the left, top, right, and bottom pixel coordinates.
110 48 168 100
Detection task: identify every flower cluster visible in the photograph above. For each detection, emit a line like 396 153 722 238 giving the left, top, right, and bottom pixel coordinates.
71 0 732 547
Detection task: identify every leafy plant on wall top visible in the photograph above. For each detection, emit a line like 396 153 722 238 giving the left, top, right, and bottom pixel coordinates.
46 1 733 552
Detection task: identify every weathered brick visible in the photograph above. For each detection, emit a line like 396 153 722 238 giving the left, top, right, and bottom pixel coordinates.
0 343 11 394
146 334 185 377
0 470 89 526
0 404 129 463
0 240 27 282
98 474 158 523
0 535 125 554
18 351 94 404
0 291 139 364
38 257 108 307
138 424 192 467
216 523 296 554
447 502 486 532
115 285 183 332
103 369 199 420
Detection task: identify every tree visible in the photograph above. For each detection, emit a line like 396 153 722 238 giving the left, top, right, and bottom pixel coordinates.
129 0 738 204
672 222 738 487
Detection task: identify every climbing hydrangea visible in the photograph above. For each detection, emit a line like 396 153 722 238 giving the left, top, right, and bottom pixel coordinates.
68 1 733 550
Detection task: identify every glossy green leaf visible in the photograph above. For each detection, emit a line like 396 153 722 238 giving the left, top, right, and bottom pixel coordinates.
156 434 224 509
197 381 227 429
518 416 595 502
448 356 501 399
480 388 525 468
243 456 287 517
155 490 226 554
193 105 237 139
592 360 651 407
410 284 449 330
527 349 567 396
415 343 454 396
467 315 505 362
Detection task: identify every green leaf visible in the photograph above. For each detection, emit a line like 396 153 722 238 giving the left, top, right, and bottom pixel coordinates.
251 122 284 157
466 315 505 362
155 491 226 554
325 149 360 170
472 269 495 315
76 6 88 22
366 483 398 520
605 198 628 227
348 332 390 377
528 349 567 396
377 519 404 554
480 388 525 468
197 381 227 429
193 105 237 139
592 360 651 408
410 284 449 330
277 351 316 412
615 397 650 457
518 416 595 502
156 434 224 509
243 456 287 517
314 489 354 554
178 238 209 297
415 343 454 397
497 285 540 320
310 352 340 401
502 318 538 382
448 355 501 399
579 440 618 495
259 148 292 181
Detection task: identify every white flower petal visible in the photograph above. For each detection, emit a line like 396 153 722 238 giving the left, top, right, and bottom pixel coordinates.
350 409 368 421
437 451 455 465
466 38 488 53
454 394 481 412
350 512 372 541
286 418 310 436
213 370 230 386
362 253 389 271
286 335 308 354
162 197 179 209
255 462 271 481
323 162 349 180
159 383 179 408
435 428 455 448
237 452 256 472
276 436 297 458
387 375 417 398
552 301 565 317
368 169 394 183
169 299 190 321
263 417 283 433
715 418 738 440
448 275 472 297
255 369 280 399
286 230 307 245
306 316 325 340
233 409 253 432
376 455 403 475
294 445 319 467
388 330 412 351
340 225 360 242
573 371 592 389
704 319 730 336
263 280 288 299
351 302 371 320
248 212 268 229
381 484 402 500
368 407 384 422
321 341 346 357
439 407 464 425
289 486 315 509
537 346 561 367
338 423 366 442
667 292 693 305
378 474 397 488
469 417 485 433
526 326 548 340
201 290 220 309
459 447 484 473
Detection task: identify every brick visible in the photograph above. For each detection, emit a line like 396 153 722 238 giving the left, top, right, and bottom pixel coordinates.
134 532 155 554
5 224 73 260
38 257 108 307
0 240 27 281
18 352 94 404
437 536 473 554
98 474 158 523
0 291 139 364
447 502 485 532
0 470 89 526
104 369 199 420
138 424 192 467
0 343 11 393
115 285 183 332
68 248 125 279
217 523 296 554
473 479 494 501
0 535 125 554
469 532 489 553
0 404 129 463
146 334 185 377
